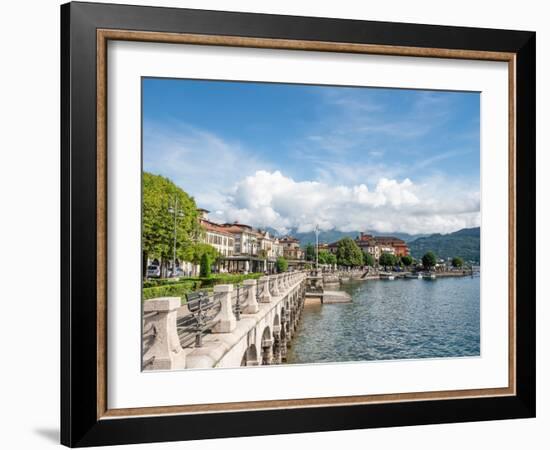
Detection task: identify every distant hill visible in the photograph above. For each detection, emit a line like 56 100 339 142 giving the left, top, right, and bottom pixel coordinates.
285 229 427 246
408 227 480 263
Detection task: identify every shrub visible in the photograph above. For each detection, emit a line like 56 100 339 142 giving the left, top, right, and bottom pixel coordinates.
142 280 200 303
276 257 288 273
200 253 211 278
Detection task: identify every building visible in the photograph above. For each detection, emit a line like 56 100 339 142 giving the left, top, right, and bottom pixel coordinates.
198 210 235 258
279 236 305 261
373 236 409 257
355 233 380 261
218 222 267 273
318 243 329 252
327 233 409 264
273 238 284 258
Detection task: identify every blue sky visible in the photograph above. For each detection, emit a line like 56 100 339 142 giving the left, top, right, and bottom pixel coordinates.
143 78 480 235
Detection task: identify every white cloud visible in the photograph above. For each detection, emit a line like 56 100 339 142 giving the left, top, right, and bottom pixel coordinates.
143 121 270 211
211 170 480 235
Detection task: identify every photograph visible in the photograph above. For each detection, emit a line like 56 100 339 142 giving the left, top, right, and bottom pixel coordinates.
141 78 481 371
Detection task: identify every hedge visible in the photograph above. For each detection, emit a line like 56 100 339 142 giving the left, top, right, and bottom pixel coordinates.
142 273 263 303
142 280 199 302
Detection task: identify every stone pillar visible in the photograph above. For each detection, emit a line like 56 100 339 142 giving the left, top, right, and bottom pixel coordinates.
243 279 259 313
280 329 288 361
258 276 272 303
272 327 282 364
142 297 185 370
277 273 285 294
212 284 236 333
285 312 292 342
270 274 280 297
262 338 274 365
245 357 260 366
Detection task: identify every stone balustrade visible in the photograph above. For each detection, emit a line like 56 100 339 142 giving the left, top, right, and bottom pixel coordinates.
142 271 307 370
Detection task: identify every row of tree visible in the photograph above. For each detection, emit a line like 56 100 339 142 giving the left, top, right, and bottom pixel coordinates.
307 238 465 270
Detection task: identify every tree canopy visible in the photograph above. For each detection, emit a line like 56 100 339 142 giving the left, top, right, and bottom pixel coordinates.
401 255 413 266
422 251 437 270
452 256 464 268
336 238 363 267
379 252 396 269
305 243 315 262
363 252 375 267
142 172 218 267
318 250 337 265
143 173 199 259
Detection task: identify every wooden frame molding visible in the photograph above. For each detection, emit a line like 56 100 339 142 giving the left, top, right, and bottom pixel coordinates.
96 29 517 420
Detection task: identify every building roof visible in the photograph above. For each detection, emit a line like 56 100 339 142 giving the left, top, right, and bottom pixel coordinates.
279 236 299 243
200 219 235 237
373 236 407 246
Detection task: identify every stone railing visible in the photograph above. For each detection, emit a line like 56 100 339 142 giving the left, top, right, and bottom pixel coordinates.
142 271 307 370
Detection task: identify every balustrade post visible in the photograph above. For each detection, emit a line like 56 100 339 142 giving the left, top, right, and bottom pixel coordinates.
212 284 236 333
142 297 185 370
243 279 259 313
277 273 285 293
258 276 272 303
270 274 281 297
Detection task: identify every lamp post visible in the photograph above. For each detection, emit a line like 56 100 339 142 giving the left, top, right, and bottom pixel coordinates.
314 224 320 270
168 196 184 278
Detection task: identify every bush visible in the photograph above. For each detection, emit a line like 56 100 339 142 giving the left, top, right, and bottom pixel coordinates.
142 273 263 303
276 257 288 273
200 253 211 278
142 280 199 303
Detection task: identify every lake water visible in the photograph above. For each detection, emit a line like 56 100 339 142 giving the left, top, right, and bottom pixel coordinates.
286 276 480 364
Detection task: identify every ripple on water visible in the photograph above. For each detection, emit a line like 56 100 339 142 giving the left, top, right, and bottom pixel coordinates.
286 277 480 364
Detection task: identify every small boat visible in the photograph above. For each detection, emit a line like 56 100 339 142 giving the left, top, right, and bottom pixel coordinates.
405 273 422 279
379 273 395 280
423 273 436 280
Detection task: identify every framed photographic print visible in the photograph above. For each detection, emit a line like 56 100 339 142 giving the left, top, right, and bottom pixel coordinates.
61 1 536 447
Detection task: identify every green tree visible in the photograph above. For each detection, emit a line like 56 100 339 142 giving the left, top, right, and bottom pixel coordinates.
142 172 200 276
379 252 396 270
363 252 375 267
189 243 219 267
401 255 413 267
318 250 337 265
452 256 464 268
305 243 315 262
336 238 363 267
276 257 288 273
422 251 437 270
199 253 211 278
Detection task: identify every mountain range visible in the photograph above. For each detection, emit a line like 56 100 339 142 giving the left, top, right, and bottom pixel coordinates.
270 226 480 264
407 227 480 263
288 229 427 245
